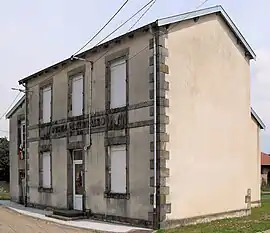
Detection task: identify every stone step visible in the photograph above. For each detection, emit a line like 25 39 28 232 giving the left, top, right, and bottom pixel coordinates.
45 214 86 221
53 209 85 218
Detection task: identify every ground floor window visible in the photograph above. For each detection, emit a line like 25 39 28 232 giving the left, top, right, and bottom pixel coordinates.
39 152 52 189
108 145 127 194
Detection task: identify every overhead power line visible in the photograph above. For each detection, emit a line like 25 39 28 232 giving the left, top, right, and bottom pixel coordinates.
112 0 210 65
95 0 156 47
72 0 130 56
24 0 208 91
167 0 210 33
128 0 156 32
93 0 156 63
0 92 22 120
26 0 157 90
0 129 8 134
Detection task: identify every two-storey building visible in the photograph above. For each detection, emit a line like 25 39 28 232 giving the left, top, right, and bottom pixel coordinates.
7 5 265 229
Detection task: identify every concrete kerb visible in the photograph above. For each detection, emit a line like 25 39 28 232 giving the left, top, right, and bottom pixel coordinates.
0 201 152 233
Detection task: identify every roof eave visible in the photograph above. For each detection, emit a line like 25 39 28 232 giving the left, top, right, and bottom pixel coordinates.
18 22 156 85
251 107 265 130
157 5 256 60
18 5 256 86
6 95 26 119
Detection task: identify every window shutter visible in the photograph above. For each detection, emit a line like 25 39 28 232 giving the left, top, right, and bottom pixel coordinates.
42 86 51 123
110 146 126 193
39 153 43 187
17 122 22 159
68 78 73 114
110 59 126 108
72 75 83 116
42 152 51 188
21 123 26 159
39 89 43 123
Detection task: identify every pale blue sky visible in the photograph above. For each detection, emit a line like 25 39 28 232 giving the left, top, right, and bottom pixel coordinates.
1 0 270 151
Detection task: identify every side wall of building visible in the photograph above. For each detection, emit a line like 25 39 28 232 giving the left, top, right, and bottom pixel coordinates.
249 118 261 207
160 13 253 226
26 29 156 225
9 102 25 202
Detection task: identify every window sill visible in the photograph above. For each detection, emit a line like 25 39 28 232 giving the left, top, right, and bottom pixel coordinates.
108 106 127 114
104 192 130 200
38 187 53 193
39 122 52 127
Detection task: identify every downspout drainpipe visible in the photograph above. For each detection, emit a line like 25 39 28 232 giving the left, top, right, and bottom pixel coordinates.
150 24 158 228
89 61 93 149
153 30 157 213
22 83 28 207
85 61 93 216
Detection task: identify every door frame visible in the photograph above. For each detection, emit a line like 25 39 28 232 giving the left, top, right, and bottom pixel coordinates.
18 169 25 204
72 150 83 211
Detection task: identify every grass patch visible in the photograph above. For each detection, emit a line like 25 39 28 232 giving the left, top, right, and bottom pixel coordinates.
0 182 10 200
262 193 270 199
160 198 270 233
262 186 270 192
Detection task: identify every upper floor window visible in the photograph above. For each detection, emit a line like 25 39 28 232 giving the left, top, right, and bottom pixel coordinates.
18 120 25 160
42 86 52 123
71 75 83 117
110 59 126 109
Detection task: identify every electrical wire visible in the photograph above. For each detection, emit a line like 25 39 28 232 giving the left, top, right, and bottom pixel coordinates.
94 0 156 63
0 129 8 134
0 92 22 120
72 0 130 56
25 0 156 91
166 0 210 33
25 0 209 91
128 0 156 32
110 0 211 64
95 0 156 47
93 0 210 65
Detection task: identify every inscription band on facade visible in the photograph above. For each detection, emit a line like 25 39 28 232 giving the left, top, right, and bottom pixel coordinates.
40 112 127 139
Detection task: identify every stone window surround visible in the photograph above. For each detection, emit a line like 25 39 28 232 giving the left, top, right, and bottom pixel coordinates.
104 140 130 200
104 48 130 199
105 48 129 111
39 79 53 124
38 79 53 193
17 115 25 160
38 149 53 193
67 65 86 118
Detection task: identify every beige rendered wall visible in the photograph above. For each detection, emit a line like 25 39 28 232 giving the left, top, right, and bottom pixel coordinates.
165 14 253 220
84 31 154 220
248 118 261 206
26 50 96 207
9 102 25 202
26 30 154 220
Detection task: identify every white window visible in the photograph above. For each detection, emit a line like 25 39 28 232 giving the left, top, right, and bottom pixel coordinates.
110 145 126 193
72 75 83 116
42 86 51 123
42 152 51 188
21 121 26 148
110 59 126 108
18 121 26 160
